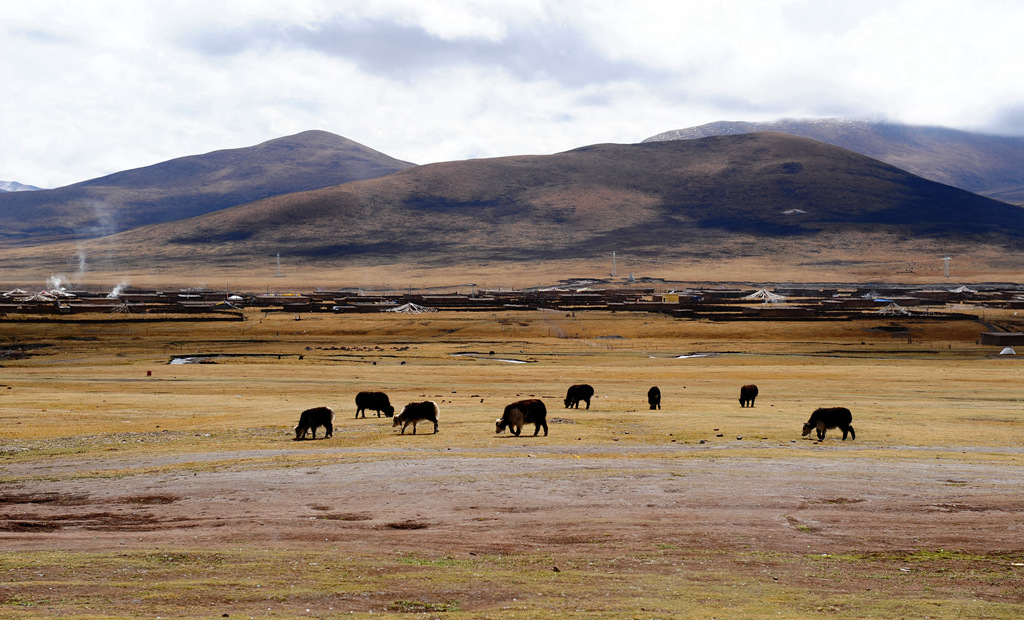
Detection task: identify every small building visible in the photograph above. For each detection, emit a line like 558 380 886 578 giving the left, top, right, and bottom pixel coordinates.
980 332 1024 346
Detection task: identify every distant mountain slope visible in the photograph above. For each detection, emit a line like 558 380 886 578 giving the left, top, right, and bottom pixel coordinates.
0 130 415 245
644 119 1024 205
0 181 43 192
26 133 1024 277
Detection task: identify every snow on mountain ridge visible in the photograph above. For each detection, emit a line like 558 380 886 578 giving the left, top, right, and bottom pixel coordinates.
0 181 43 192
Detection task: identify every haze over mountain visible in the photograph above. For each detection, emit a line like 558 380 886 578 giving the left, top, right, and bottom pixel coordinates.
0 130 414 245
644 119 1024 206
13 132 1023 284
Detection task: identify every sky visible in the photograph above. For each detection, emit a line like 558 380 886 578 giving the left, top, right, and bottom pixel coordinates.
3 0 1024 189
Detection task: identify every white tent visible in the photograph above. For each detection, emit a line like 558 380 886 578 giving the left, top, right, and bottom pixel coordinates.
876 302 912 316
385 302 436 314
742 288 786 303
1000 347 1016 355
949 285 977 294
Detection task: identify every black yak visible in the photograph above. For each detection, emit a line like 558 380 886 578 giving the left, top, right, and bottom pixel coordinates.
802 407 855 441
648 386 661 410
294 406 335 440
564 384 594 409
355 391 395 418
496 399 548 436
393 401 439 435
739 384 758 408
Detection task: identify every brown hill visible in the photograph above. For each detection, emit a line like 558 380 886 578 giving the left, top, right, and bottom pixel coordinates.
644 119 1024 205
11 132 1023 285
0 130 414 245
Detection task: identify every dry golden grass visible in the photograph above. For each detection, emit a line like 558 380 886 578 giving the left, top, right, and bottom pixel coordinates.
2 308 1023 618
3 240 1022 293
2 308 1022 457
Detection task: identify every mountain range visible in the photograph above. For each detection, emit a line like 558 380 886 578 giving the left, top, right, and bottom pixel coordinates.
2 121 1024 284
645 119 1024 205
0 181 42 193
0 130 414 245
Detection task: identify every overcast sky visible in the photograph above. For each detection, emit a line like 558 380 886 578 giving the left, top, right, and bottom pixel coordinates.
3 0 1023 189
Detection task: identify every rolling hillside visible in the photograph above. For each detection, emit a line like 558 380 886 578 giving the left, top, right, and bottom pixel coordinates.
0 130 415 245
14 132 1023 284
644 119 1024 205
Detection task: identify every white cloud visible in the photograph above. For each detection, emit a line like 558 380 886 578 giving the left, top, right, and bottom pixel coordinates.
2 0 1023 189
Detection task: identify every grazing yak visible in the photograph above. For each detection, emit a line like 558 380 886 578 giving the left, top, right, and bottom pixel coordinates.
393 401 439 435
802 407 856 441
564 384 595 409
647 386 661 410
355 391 395 418
294 406 335 440
739 384 759 408
496 399 548 437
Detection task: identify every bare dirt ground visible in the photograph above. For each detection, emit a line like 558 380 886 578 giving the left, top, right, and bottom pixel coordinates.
4 444 1024 557
2 309 1024 617
4 444 1023 617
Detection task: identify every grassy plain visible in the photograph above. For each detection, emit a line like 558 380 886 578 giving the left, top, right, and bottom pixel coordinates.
2 308 1023 618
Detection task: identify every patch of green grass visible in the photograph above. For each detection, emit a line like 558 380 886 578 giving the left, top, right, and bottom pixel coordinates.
395 553 471 568
3 547 1024 618
389 598 461 612
901 549 993 563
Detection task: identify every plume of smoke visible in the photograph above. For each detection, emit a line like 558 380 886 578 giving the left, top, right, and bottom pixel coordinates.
107 281 130 299
76 200 118 281
75 248 87 282
46 275 66 292
86 200 117 238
